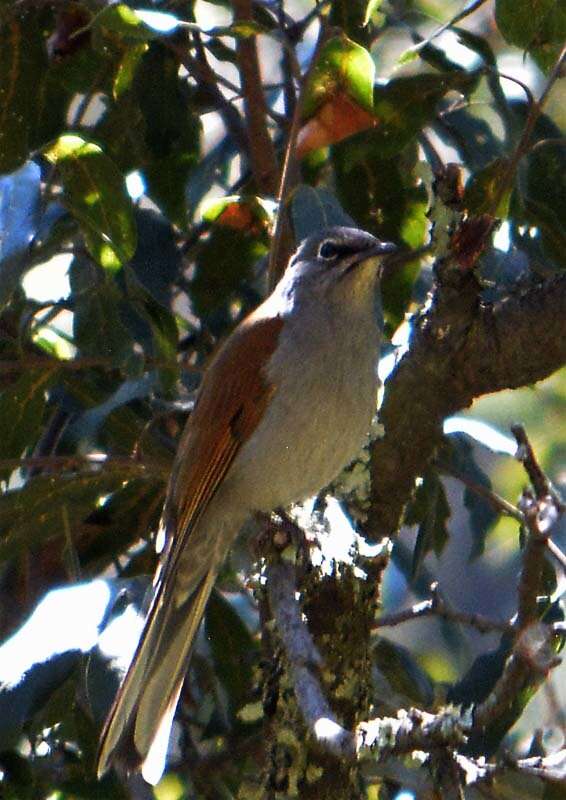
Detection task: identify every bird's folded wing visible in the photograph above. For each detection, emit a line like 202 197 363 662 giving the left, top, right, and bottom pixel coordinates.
97 310 283 777
160 309 284 580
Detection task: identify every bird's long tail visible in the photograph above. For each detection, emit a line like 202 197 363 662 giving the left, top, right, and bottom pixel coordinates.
96 565 217 785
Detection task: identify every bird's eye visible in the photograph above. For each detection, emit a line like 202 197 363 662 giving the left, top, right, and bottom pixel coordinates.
318 240 340 259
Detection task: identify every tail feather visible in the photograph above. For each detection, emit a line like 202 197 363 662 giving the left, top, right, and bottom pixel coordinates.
97 568 217 783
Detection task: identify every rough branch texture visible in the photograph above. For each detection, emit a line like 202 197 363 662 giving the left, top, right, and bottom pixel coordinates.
368 269 566 540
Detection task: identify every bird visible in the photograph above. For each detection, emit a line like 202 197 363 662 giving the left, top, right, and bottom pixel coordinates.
96 225 396 784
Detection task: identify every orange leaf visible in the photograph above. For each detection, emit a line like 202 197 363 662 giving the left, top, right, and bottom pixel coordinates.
217 202 255 231
297 92 377 159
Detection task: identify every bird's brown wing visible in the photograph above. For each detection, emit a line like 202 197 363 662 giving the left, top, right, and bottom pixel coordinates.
97 310 283 782
160 309 284 583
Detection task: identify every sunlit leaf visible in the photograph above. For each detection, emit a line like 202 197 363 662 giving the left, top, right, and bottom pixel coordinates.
95 4 161 41
113 42 148 99
208 20 269 38
464 157 512 218
303 35 375 119
44 135 136 270
363 0 383 26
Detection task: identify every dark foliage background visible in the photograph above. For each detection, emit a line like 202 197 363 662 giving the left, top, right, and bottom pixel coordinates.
0 0 565 798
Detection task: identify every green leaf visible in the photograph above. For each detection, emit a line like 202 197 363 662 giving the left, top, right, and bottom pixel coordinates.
208 20 269 38
95 4 160 42
329 0 382 42
201 195 273 228
303 34 375 118
191 224 268 318
334 139 427 245
495 0 566 67
205 590 256 714
464 157 511 217
125 268 180 395
333 141 426 329
522 140 566 262
133 44 201 227
113 42 148 99
0 13 47 172
290 185 354 243
0 368 56 482
0 472 130 561
70 258 137 370
373 638 434 707
405 470 451 578
371 71 479 158
43 135 137 271
364 0 383 26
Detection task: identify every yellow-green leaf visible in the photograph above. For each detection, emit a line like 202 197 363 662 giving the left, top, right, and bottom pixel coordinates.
464 157 511 218
303 34 375 118
43 135 137 270
95 4 159 41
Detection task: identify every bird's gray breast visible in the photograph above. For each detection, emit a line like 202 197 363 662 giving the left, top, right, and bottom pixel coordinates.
224 302 380 512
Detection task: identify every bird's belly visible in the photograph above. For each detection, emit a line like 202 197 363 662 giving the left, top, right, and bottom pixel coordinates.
221 355 378 513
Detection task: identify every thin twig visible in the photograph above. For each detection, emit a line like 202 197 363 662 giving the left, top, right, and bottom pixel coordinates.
472 430 563 732
172 41 248 152
233 0 279 195
441 463 524 523
512 423 564 509
267 20 331 288
0 454 157 476
400 0 490 57
375 595 511 635
490 42 566 215
0 355 200 374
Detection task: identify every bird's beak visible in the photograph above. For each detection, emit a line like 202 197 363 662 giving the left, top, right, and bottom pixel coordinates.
379 243 431 278
350 240 397 273
368 241 398 257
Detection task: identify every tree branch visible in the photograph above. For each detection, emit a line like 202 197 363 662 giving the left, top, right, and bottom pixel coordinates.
233 0 279 195
368 270 566 542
